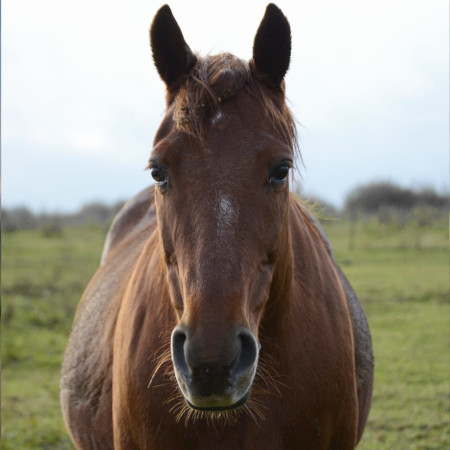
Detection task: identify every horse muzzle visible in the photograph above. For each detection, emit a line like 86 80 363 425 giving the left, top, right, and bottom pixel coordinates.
171 325 260 411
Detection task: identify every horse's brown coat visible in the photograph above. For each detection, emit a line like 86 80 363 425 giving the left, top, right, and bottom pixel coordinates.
61 4 373 449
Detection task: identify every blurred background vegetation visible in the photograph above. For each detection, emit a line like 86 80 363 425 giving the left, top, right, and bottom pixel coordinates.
2 181 449 448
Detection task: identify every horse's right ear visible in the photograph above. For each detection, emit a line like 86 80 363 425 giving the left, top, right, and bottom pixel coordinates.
150 5 197 90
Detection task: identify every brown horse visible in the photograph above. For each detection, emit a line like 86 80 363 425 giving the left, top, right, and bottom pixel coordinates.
61 4 373 449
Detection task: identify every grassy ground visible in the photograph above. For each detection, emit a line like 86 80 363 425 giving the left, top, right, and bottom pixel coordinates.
322 218 449 449
2 226 107 448
2 217 449 448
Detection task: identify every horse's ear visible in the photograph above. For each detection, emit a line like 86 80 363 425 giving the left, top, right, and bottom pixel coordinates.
150 5 197 90
251 4 291 88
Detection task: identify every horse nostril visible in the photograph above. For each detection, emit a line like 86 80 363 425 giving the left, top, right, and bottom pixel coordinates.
171 327 189 379
235 329 259 377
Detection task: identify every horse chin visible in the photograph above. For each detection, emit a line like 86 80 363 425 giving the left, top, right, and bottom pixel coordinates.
185 391 250 412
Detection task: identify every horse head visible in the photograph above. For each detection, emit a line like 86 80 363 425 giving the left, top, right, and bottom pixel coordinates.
149 3 296 413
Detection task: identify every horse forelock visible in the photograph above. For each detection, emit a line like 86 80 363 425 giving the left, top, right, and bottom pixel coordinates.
169 53 299 159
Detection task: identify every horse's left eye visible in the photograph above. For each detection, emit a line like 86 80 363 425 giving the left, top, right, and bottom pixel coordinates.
269 163 291 186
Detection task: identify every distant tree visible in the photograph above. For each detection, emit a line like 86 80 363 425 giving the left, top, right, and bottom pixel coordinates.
344 182 417 214
343 181 448 249
42 222 63 238
2 200 126 231
78 202 111 224
2 207 38 231
415 188 448 210
345 182 448 215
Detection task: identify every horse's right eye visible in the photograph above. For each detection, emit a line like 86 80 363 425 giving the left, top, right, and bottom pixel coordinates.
150 165 168 188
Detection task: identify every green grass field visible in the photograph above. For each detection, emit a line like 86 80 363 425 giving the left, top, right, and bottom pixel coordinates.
2 217 449 448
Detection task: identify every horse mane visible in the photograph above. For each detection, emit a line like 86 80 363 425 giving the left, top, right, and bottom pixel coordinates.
171 53 299 158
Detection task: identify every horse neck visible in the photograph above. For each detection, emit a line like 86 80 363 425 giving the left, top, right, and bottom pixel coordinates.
261 198 332 338
261 203 295 334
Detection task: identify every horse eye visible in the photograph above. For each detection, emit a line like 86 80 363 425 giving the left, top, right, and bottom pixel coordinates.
269 164 291 186
150 166 168 187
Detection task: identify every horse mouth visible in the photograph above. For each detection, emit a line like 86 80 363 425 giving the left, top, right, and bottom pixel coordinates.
185 390 250 412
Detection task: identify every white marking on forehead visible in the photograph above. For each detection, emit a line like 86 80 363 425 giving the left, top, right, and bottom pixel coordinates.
217 194 238 237
211 110 224 126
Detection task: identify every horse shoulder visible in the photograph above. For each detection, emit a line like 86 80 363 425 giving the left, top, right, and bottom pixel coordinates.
291 197 374 443
61 187 157 449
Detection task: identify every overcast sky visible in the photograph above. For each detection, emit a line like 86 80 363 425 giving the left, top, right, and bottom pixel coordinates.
2 0 448 212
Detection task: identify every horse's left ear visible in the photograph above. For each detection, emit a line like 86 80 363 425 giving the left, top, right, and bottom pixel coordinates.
150 5 197 90
251 3 291 88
